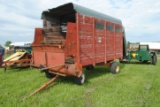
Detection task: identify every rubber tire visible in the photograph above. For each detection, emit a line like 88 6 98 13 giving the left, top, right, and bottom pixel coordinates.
152 55 157 65
86 65 94 70
44 70 56 78
39 65 55 78
76 72 85 85
110 62 120 74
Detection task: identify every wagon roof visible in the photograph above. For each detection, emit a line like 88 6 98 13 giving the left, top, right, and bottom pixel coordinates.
42 2 122 25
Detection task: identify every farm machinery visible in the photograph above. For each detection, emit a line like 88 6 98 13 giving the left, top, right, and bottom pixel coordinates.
127 44 157 65
31 2 125 85
14 44 32 53
20 2 127 100
0 45 32 71
2 52 32 69
16 3 158 100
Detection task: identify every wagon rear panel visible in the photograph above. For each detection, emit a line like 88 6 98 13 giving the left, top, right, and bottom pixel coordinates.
33 52 47 67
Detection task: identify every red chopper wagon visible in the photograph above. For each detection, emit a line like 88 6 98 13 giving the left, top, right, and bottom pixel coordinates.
31 3 126 85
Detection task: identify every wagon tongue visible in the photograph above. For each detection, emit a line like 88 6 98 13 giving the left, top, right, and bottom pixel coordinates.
20 75 59 101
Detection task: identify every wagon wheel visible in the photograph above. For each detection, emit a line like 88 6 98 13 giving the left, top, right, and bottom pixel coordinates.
75 71 86 85
39 65 56 78
152 54 157 65
110 62 120 74
44 70 56 78
86 65 94 70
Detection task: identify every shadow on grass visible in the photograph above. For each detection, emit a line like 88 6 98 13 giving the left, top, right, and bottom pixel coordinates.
31 64 126 85
32 66 112 86
53 64 125 85
56 66 109 85
27 66 116 96
121 61 153 65
3 64 126 86
17 64 127 96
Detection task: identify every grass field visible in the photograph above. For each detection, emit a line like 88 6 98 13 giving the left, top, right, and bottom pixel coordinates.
0 60 160 107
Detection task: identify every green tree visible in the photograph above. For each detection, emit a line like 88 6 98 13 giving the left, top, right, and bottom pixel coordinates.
5 41 12 47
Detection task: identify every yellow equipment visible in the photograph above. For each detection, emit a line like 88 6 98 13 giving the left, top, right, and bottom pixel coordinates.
2 52 31 69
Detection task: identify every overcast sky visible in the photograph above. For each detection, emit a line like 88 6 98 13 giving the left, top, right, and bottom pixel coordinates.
0 0 160 46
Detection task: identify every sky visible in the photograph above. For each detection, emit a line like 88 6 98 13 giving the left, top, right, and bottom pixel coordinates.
0 0 160 46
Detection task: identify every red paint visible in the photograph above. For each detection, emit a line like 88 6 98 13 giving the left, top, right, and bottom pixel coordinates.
31 13 123 77
77 14 123 66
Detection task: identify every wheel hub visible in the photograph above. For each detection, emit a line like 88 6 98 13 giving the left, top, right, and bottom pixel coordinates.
115 65 120 72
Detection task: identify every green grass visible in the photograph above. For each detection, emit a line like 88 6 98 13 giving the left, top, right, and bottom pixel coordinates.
157 54 160 59
0 60 160 107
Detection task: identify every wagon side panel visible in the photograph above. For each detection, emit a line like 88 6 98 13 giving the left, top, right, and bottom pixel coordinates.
106 22 115 61
94 19 105 63
77 14 95 66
